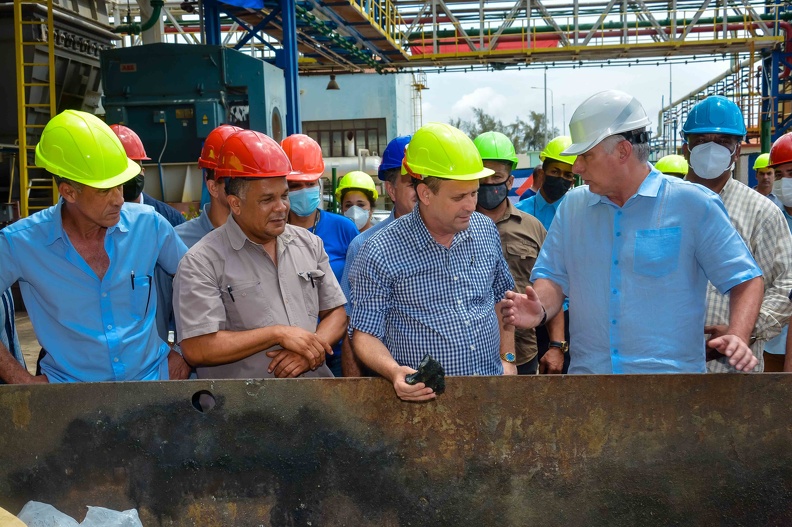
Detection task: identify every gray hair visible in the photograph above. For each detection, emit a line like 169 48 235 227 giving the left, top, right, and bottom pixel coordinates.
383 167 402 186
52 174 84 193
601 131 650 164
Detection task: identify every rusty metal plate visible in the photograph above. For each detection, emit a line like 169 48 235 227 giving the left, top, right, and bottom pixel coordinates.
1 375 791 526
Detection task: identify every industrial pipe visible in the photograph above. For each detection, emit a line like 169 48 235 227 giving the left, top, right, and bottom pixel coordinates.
112 0 165 35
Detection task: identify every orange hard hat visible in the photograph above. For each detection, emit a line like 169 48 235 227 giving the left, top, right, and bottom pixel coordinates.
769 133 792 168
281 134 325 182
109 124 150 161
215 130 292 178
199 124 243 169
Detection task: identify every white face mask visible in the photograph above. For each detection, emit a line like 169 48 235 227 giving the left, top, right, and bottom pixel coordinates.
688 142 735 180
344 205 369 230
773 178 792 207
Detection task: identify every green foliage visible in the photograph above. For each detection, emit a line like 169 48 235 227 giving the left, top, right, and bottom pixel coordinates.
450 107 559 153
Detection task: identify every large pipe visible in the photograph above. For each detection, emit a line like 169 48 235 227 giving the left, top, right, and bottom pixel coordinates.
406 13 792 41
112 0 164 34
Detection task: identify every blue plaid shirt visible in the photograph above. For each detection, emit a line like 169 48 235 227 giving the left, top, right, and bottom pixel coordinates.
349 206 515 376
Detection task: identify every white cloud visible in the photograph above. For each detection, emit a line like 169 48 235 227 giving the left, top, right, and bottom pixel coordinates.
450 87 509 121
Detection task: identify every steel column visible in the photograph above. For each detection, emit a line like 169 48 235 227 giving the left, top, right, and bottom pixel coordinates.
203 0 221 46
281 0 301 135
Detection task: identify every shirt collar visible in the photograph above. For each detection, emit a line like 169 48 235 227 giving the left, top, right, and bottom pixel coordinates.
496 200 524 224
225 213 295 252
586 163 661 206
719 177 738 197
409 203 471 250
45 199 130 245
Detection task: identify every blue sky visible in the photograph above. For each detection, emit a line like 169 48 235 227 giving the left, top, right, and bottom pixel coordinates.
420 60 732 138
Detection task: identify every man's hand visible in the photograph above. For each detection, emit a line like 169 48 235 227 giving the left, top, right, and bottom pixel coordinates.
266 349 311 378
167 350 191 380
502 361 517 375
501 286 545 329
707 333 758 372
539 348 564 374
279 327 331 370
390 365 436 402
704 325 728 361
24 374 48 384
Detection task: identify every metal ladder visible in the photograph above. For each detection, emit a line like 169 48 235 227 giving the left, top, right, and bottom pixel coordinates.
14 0 58 218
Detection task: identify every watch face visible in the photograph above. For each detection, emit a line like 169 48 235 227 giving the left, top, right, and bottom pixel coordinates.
505 352 516 362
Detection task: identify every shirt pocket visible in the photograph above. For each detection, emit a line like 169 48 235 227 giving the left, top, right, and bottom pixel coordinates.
130 275 152 321
221 281 274 331
297 269 325 319
505 241 540 268
634 227 682 278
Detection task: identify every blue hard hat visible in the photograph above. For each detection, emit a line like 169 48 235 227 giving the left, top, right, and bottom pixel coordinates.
378 135 412 181
681 95 746 137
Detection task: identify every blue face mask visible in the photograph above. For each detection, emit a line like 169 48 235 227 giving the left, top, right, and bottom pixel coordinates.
289 186 321 216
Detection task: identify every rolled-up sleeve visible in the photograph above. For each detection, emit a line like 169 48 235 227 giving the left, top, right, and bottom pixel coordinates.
531 198 570 295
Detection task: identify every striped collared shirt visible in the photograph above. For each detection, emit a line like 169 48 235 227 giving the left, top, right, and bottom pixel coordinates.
705 178 792 372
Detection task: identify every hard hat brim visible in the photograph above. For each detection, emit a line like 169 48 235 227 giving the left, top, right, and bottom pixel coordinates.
92 157 143 189
287 171 322 182
401 165 495 181
561 139 598 156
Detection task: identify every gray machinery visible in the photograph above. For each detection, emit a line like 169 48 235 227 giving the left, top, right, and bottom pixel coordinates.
101 43 286 203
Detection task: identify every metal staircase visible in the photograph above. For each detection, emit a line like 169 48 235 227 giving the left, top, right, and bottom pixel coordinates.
14 0 58 217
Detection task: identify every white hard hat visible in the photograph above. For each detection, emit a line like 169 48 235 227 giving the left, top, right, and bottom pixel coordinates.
562 90 651 156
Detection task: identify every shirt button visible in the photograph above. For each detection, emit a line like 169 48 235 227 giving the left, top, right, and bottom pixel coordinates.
457 300 463 305
612 320 617 325
101 293 107 298
617 211 622 216
613 349 619 354
470 345 476 350
113 357 119 363
613 260 618 265
107 324 113 330
465 321 470 326
454 276 458 281
612 289 617 295
616 232 622 237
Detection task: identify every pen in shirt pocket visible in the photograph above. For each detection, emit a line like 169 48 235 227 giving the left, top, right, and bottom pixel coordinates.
130 270 135 290
227 285 236 302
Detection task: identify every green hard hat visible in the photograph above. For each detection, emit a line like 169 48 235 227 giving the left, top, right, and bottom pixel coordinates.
473 131 519 169
754 153 771 170
35 110 139 188
402 122 493 181
655 154 689 176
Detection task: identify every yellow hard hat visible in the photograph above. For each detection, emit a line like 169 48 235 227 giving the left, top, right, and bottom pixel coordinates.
540 136 577 166
402 122 493 180
654 154 689 176
335 171 378 202
753 153 771 170
35 110 139 188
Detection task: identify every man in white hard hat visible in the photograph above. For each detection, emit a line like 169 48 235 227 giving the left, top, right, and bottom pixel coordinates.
501 90 763 374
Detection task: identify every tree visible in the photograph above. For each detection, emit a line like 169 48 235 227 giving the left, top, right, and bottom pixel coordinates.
449 107 558 152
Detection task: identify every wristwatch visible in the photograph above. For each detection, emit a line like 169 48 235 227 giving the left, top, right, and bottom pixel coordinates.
500 352 516 363
548 341 569 354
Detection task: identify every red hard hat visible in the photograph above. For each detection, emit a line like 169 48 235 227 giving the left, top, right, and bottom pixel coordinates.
109 124 150 161
281 134 325 182
199 124 243 169
215 130 292 178
769 133 792 168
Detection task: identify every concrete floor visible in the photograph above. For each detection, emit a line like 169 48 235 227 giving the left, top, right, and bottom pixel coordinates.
16 313 40 375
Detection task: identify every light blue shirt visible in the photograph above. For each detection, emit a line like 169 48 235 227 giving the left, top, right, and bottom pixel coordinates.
350 207 514 376
340 210 395 316
175 203 215 248
0 201 187 382
515 191 562 231
532 168 761 374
